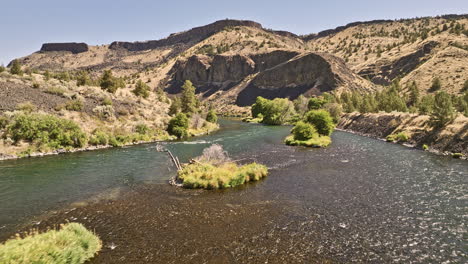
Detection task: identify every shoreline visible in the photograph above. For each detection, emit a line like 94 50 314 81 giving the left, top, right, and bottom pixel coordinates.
0 125 220 162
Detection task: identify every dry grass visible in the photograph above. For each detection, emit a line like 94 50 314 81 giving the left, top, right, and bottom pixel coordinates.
0 223 101 264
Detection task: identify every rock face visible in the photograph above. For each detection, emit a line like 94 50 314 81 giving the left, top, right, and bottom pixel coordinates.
109 20 263 51
169 50 300 93
338 112 468 156
236 52 370 106
169 51 372 106
358 41 439 85
40 43 89 54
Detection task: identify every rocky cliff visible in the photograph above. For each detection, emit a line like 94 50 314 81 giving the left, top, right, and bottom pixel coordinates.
236 52 373 105
40 43 89 54
169 50 300 93
168 50 374 106
109 19 263 51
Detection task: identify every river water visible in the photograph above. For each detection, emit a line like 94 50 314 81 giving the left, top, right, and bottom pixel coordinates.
0 119 466 263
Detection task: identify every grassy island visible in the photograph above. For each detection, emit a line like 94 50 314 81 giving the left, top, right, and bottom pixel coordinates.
0 223 101 264
177 144 268 189
284 134 331 147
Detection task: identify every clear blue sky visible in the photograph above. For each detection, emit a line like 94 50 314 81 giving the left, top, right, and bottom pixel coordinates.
1 0 467 65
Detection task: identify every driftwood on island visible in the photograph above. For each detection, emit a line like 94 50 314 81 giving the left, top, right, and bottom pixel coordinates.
156 144 182 185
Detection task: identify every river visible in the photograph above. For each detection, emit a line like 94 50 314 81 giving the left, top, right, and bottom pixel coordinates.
0 119 466 263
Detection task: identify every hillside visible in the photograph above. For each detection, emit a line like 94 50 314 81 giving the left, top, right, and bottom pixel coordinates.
307 15 468 94
12 19 376 112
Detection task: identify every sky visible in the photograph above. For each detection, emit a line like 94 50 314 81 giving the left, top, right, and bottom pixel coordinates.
0 0 467 65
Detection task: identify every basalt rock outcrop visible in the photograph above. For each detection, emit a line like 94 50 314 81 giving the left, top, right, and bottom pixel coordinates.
168 50 373 106
236 52 371 106
168 50 299 93
358 41 439 85
109 20 262 51
40 43 89 54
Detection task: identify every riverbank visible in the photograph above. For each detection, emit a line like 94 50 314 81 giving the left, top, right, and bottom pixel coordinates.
0 124 219 161
338 112 468 157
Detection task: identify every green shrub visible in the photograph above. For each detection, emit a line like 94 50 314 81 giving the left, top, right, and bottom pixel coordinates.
0 223 101 264
5 113 87 149
206 109 218 123
65 99 84 111
452 153 463 159
135 123 150 135
291 121 317 141
100 70 125 93
429 77 442 92
422 144 429 150
167 113 189 138
10 60 23 76
396 132 409 142
431 91 455 127
45 86 66 96
304 109 335 136
386 134 396 142
308 97 327 110
32 82 40 89
181 80 199 114
76 71 91 86
387 132 409 142
133 80 150 98
169 97 181 116
251 96 269 118
0 65 5 73
89 130 109 146
251 97 296 125
324 103 343 123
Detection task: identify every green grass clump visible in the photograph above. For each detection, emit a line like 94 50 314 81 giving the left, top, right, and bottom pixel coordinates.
0 223 101 264
452 153 463 159
178 162 268 189
386 132 410 142
65 99 84 111
284 134 331 148
45 86 66 96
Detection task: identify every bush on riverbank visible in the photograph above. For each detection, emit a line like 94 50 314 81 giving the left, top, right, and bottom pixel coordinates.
386 132 410 142
177 144 268 189
251 96 296 125
0 223 101 264
4 112 88 149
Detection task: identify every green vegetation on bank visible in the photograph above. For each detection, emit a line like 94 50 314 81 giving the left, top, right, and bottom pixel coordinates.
177 144 268 189
166 80 218 138
0 223 101 264
338 79 468 126
0 111 169 155
2 112 88 150
247 95 337 147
